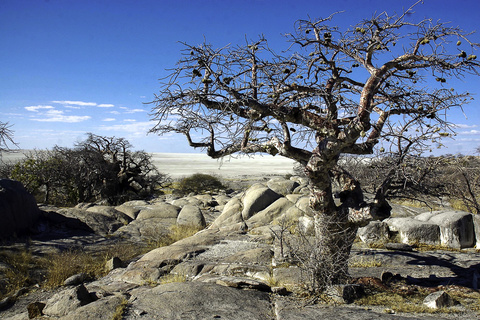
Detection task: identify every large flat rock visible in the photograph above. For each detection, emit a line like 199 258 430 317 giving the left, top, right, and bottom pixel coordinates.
125 282 272 319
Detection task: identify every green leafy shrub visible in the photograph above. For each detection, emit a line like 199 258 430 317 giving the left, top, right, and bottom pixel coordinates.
175 173 225 195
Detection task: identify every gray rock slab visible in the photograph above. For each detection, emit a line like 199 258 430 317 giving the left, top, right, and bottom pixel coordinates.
423 290 458 309
209 197 244 229
294 196 311 215
247 197 294 227
473 214 480 249
86 205 133 224
274 297 447 320
113 217 174 243
136 203 180 220
214 194 233 206
242 184 282 220
117 229 229 284
125 282 272 320
115 201 149 219
43 284 94 317
57 208 124 236
61 294 127 320
384 217 440 245
63 272 88 286
267 177 300 196
0 179 40 239
427 211 475 249
177 204 206 228
272 266 303 287
358 221 390 244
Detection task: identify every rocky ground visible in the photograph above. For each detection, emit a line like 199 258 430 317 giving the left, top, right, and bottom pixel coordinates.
1 174 480 319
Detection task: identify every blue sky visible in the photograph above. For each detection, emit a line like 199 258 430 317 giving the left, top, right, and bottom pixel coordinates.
1 0 480 154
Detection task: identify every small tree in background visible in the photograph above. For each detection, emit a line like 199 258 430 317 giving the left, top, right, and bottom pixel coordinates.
0 121 16 152
175 173 225 195
10 133 170 205
150 2 480 290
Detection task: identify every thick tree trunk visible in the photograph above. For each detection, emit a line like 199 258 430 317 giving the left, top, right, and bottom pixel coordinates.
305 152 390 291
312 210 357 289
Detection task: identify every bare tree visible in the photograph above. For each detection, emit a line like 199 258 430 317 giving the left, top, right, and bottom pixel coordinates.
150 2 480 289
0 121 17 152
442 155 480 214
10 134 169 205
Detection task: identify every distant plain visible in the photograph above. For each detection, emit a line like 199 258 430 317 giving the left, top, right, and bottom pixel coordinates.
1 151 296 179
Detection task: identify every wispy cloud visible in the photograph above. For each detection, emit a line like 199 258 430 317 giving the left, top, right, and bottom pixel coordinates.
103 118 116 122
455 123 478 129
25 105 54 112
52 100 97 107
101 121 151 135
52 100 115 108
25 105 91 123
120 107 145 114
126 108 145 113
32 109 91 123
459 129 480 135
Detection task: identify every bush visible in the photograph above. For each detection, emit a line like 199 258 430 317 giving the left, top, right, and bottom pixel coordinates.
5 134 171 205
175 173 224 195
143 224 204 249
0 248 34 299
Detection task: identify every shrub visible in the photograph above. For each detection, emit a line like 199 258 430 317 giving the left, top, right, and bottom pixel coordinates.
42 242 146 288
0 248 34 300
175 173 225 195
42 249 103 288
7 134 171 206
143 224 203 249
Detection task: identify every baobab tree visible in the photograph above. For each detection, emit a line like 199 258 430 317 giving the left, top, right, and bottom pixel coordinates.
150 2 480 290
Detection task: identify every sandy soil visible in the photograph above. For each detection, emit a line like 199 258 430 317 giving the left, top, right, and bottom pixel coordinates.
1 151 297 179
150 153 296 178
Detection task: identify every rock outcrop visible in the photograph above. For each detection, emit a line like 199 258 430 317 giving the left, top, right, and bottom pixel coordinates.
3 176 480 319
0 179 40 239
376 210 476 249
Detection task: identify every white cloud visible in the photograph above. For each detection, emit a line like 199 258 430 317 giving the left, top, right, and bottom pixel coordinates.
101 121 151 135
98 104 115 108
52 100 97 106
103 118 116 122
25 105 54 112
64 105 81 109
110 111 121 115
30 108 91 123
455 123 478 129
120 108 145 114
127 108 145 113
125 119 137 122
459 129 480 135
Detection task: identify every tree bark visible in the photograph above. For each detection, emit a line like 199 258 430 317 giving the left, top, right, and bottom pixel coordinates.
305 151 390 290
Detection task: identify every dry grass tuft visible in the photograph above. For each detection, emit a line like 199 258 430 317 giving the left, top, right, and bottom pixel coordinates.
0 248 34 299
159 273 187 285
42 249 103 288
144 224 203 249
355 291 461 314
349 256 383 268
42 241 146 289
111 297 129 320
